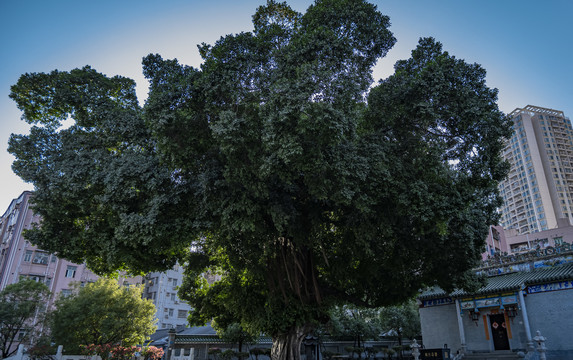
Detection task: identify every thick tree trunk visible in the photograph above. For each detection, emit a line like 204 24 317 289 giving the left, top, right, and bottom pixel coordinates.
271 325 309 360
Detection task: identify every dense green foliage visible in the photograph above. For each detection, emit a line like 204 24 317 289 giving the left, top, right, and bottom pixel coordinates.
9 0 511 358
8 68 191 274
50 279 156 352
378 300 420 345
218 323 258 352
0 280 50 359
326 300 420 350
328 306 382 347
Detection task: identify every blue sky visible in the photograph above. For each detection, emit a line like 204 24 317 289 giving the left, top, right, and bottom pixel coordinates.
1 0 572 208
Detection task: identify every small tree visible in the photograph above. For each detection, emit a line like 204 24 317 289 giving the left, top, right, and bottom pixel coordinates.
328 306 381 349
221 349 236 360
208 348 222 360
379 300 420 359
81 344 114 360
109 345 139 360
250 348 267 360
140 346 164 360
218 323 257 353
50 279 156 353
27 337 57 360
363 347 377 360
0 280 50 358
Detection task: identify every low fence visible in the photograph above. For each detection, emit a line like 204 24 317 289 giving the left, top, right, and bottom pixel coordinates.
6 339 419 360
6 344 102 360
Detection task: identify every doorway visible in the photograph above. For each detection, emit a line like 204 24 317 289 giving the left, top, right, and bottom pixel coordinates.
489 314 510 350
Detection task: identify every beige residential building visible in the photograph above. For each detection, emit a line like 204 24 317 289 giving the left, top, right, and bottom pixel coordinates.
499 105 573 234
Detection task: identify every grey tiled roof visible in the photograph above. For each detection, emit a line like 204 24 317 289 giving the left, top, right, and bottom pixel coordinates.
175 335 272 345
419 261 573 300
174 336 223 344
170 324 272 345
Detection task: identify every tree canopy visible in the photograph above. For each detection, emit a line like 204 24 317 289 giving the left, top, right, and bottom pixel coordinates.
9 0 511 359
327 306 382 348
0 280 50 359
378 300 420 346
49 279 156 352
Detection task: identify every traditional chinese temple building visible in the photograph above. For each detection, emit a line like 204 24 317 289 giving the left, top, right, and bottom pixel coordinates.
419 243 573 360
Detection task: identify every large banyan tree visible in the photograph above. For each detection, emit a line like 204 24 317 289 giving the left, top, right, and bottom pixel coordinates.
8 0 511 359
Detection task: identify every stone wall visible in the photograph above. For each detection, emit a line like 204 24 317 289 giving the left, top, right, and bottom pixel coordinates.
419 303 461 352
526 288 573 358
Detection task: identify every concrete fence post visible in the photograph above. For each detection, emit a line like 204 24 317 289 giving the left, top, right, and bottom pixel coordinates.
16 344 25 360
56 345 63 360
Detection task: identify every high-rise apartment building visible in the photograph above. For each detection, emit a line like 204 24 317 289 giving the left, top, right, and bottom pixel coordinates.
0 191 103 351
0 191 141 305
0 191 194 340
0 191 101 295
499 105 573 234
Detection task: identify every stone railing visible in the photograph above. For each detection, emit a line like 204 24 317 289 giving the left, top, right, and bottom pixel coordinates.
5 345 99 360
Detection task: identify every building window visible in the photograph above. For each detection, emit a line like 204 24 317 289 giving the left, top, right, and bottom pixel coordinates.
23 250 33 262
171 293 176 302
37 302 48 313
533 238 549 247
32 251 49 265
28 275 45 283
178 310 188 319
172 279 178 287
169 308 174 317
65 266 77 278
60 289 72 297
554 237 563 245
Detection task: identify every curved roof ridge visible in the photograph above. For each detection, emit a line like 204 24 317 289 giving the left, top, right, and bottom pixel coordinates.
420 261 573 300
